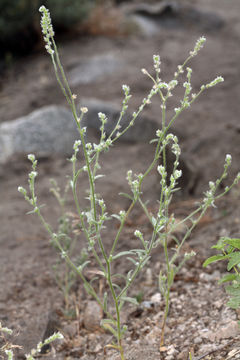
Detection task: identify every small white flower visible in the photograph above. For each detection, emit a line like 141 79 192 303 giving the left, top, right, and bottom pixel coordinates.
28 154 35 162
225 154 232 164
134 230 142 237
81 107 88 113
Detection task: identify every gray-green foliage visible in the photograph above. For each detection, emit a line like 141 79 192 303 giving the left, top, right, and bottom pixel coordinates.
18 6 240 360
203 237 240 312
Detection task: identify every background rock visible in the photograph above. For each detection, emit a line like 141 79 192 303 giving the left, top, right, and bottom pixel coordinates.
83 301 103 331
0 105 77 164
68 53 123 86
121 1 224 35
0 100 160 164
80 97 160 142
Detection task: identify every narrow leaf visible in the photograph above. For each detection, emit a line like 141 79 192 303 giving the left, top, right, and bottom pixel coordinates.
127 257 138 265
119 192 133 200
219 274 237 284
203 254 229 267
112 251 134 260
95 174 105 180
101 323 118 338
101 318 117 326
140 256 150 269
103 292 108 313
120 296 139 306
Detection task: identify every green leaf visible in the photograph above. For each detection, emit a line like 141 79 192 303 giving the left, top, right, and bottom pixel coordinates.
111 214 121 222
139 256 151 269
203 254 229 267
227 295 240 309
219 274 237 284
77 260 90 272
224 238 240 250
131 249 146 253
103 292 108 313
126 270 133 282
101 318 117 326
26 208 38 215
226 284 240 296
227 252 240 271
112 251 134 260
120 296 139 306
101 320 118 338
119 192 133 200
168 266 175 286
211 244 226 251
127 257 138 265
112 282 121 291
211 237 227 250
94 174 105 180
120 325 128 336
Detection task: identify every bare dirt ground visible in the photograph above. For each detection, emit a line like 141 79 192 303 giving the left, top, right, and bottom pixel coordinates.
0 1 240 359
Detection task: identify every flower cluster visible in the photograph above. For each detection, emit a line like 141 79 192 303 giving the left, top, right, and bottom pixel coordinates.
39 6 55 55
190 36 206 57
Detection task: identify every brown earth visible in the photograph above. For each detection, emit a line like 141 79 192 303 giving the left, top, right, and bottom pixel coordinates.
0 1 240 359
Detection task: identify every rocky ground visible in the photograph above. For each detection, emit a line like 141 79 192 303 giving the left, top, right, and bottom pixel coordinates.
0 1 240 359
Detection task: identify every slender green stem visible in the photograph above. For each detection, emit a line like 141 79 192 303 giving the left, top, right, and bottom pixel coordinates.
110 200 135 256
106 260 123 356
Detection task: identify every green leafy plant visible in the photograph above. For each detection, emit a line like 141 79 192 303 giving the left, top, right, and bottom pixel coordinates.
18 6 240 359
0 322 63 360
203 237 240 313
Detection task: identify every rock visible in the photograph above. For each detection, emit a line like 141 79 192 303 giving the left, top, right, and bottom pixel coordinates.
150 293 162 304
199 270 221 282
200 321 240 342
121 1 180 18
127 14 160 37
83 301 103 331
14 310 61 358
80 97 160 143
0 99 198 194
0 105 78 164
215 321 240 341
68 53 123 86
145 326 161 345
62 323 77 339
121 1 224 34
0 100 159 165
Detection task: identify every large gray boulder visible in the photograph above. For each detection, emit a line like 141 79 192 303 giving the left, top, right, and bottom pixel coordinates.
0 101 197 193
0 100 159 164
0 105 78 164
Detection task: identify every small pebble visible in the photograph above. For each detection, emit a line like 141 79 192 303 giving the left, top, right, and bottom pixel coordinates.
150 292 162 304
83 301 103 331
